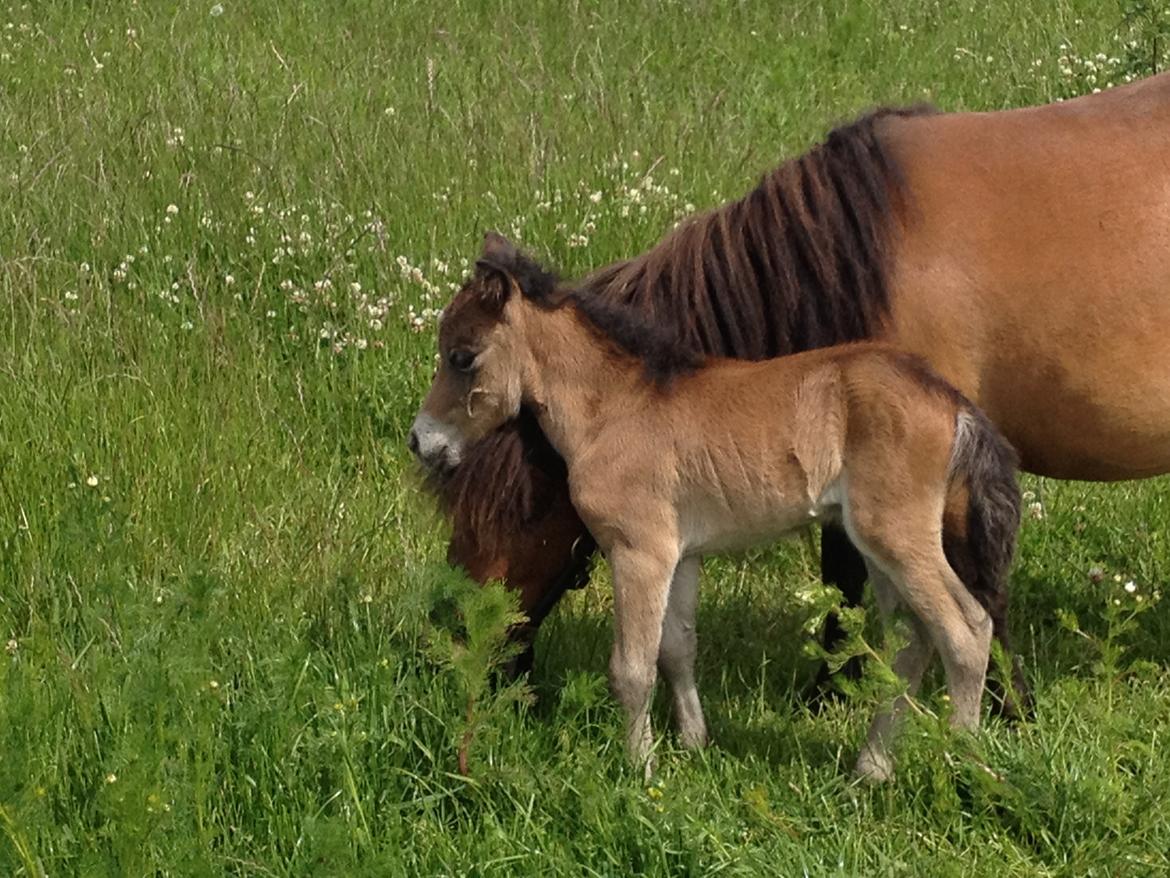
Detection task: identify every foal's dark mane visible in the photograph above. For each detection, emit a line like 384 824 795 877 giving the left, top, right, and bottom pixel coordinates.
435 105 932 549
486 247 705 386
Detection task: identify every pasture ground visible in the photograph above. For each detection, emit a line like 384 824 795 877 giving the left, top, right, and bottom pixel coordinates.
3 1 1170 874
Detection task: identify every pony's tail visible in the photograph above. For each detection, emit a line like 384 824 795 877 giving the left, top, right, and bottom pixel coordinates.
945 407 1031 720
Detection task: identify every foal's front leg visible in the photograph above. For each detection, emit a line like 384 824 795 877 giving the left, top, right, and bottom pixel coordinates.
658 555 707 749
608 543 679 776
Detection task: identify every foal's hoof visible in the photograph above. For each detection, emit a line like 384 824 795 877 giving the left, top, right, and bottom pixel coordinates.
854 748 895 784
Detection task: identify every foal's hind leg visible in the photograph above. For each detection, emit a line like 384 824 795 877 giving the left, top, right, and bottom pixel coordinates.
942 526 1032 722
857 550 992 781
910 556 994 733
854 564 936 784
607 543 679 776
658 555 707 749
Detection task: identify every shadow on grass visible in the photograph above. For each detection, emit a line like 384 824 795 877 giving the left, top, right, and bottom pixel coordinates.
523 563 1170 771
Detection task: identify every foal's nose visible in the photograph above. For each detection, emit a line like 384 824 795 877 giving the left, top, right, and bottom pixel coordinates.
408 413 459 470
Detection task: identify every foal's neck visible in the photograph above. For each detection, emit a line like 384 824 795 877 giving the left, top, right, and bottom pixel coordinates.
516 303 645 465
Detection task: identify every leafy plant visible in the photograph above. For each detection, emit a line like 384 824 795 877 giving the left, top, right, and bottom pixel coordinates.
418 565 532 776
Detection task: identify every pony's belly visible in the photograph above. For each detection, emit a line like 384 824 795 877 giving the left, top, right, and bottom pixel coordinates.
889 98 1170 481
891 279 1170 480
983 371 1170 480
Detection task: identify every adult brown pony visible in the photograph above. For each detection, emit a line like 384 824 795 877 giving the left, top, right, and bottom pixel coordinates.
424 73 1170 693
410 238 1021 780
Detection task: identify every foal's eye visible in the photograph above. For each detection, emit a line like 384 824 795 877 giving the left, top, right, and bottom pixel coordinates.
448 349 476 373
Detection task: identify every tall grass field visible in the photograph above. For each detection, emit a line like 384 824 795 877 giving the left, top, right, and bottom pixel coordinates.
4 1 1170 874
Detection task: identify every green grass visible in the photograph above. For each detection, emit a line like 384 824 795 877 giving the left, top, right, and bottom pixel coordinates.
3 0 1170 874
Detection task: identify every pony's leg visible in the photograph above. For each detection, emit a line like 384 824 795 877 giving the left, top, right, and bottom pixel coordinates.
657 555 707 749
806 525 869 704
608 544 678 777
854 565 936 783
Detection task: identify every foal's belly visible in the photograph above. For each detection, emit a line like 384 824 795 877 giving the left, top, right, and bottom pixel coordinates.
678 482 841 555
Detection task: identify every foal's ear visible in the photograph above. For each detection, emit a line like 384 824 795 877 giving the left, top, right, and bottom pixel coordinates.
479 231 520 268
474 230 558 307
474 231 520 310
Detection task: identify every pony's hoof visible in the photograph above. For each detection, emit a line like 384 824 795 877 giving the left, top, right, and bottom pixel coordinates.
801 677 846 714
854 748 894 784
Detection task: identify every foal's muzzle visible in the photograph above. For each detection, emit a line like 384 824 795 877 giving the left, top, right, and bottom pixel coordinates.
408 413 461 471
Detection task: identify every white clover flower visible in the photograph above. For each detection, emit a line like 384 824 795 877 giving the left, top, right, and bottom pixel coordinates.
210 3 224 16
589 190 602 204
165 203 179 215
1124 580 1137 594
224 274 235 286
105 773 117 784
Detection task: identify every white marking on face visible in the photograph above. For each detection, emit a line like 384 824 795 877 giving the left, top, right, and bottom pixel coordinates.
409 411 464 470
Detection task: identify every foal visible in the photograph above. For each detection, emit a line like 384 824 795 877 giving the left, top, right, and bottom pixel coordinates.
409 236 1021 781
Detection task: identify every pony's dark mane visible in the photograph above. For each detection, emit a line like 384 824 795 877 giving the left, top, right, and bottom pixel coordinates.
439 105 932 557
427 407 565 538
574 105 933 358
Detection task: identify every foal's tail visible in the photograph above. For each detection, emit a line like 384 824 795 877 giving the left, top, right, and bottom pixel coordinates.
945 406 1031 720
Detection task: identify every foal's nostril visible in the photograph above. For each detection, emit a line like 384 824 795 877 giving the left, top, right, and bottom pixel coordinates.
407 428 420 457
